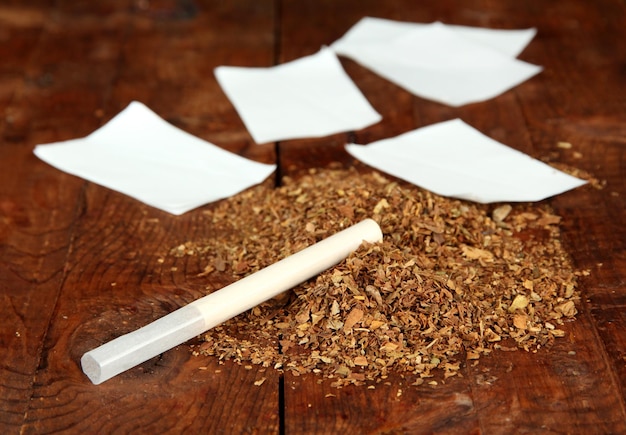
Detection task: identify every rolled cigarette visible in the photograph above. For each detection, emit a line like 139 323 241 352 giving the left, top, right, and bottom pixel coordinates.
81 218 382 384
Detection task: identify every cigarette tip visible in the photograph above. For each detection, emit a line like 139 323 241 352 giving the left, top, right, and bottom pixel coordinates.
81 352 103 385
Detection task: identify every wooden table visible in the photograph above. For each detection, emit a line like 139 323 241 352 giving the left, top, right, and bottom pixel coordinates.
2 1 625 433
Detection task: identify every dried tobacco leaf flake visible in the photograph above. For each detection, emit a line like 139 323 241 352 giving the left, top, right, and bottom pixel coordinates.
461 245 494 262
536 213 562 227
373 198 390 214
353 356 368 366
381 342 399 353
508 295 529 312
513 314 528 330
343 308 364 331
556 301 577 317
492 205 512 223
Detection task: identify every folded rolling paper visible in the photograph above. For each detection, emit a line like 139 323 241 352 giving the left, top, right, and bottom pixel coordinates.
34 101 276 215
215 47 382 144
346 119 587 203
332 18 542 106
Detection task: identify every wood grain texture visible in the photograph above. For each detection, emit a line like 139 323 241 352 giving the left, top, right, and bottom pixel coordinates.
277 0 626 433
1 0 625 433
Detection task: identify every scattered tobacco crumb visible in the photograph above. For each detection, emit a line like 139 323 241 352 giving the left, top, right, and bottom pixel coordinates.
174 167 584 388
549 162 605 190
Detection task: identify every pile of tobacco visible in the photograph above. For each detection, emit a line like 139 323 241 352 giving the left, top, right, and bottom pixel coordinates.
172 167 584 387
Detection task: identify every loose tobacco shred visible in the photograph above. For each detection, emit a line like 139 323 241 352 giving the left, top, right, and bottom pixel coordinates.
173 167 584 387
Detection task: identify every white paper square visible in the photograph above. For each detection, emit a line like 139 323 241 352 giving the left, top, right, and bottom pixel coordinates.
33 101 276 215
345 119 587 203
215 47 382 144
332 17 537 58
332 18 542 107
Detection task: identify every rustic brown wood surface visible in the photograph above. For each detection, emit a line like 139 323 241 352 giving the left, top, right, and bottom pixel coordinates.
1 0 624 433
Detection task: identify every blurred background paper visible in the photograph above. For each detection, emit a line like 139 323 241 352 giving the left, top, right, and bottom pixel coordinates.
332 17 537 58
33 101 276 215
332 18 542 106
345 119 587 203
215 47 381 144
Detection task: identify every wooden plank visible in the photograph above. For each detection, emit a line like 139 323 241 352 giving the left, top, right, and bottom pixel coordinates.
0 1 112 429
6 1 279 433
469 316 626 433
284 373 479 433
0 141 83 429
277 0 626 433
0 2 48 140
515 0 626 409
